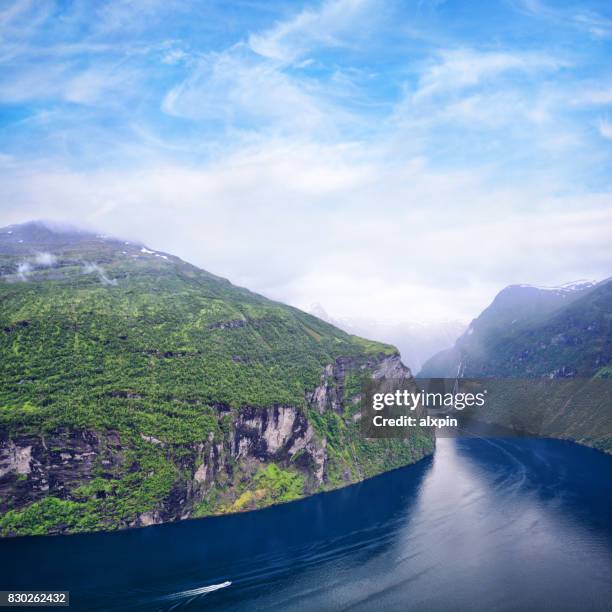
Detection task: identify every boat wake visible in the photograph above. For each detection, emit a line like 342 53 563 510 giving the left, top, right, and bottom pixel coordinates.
161 581 232 601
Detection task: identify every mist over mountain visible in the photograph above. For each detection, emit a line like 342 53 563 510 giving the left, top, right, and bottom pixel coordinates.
309 303 465 374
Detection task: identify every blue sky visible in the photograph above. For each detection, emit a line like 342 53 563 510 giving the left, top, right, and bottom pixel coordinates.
1 0 611 323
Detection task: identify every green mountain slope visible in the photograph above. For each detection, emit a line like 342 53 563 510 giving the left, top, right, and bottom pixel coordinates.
420 280 611 379
0 222 434 536
418 280 612 451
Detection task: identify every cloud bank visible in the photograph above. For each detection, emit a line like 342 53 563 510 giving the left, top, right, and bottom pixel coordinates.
0 0 611 323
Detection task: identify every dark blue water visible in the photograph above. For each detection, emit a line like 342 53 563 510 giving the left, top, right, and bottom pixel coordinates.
1 437 611 611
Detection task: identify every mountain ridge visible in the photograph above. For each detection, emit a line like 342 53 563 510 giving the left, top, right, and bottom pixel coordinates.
419 279 611 379
418 279 612 452
0 221 434 536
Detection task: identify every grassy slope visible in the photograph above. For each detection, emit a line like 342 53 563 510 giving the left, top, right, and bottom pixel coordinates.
0 225 432 535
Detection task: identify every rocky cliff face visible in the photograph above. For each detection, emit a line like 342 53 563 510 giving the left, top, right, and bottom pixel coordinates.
0 353 434 534
0 222 435 536
0 430 123 517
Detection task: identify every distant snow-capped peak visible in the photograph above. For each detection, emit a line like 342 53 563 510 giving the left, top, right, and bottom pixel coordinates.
512 280 596 294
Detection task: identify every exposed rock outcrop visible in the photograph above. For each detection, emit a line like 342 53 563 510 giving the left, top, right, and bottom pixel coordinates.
0 429 123 516
0 352 434 535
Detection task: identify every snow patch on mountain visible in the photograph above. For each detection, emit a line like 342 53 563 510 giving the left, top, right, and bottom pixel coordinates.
512 280 596 294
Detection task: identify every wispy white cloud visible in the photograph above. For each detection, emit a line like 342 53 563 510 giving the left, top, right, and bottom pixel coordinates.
161 48 190 65
34 252 57 267
82 262 117 286
513 0 612 38
161 46 331 130
0 61 140 105
162 0 380 134
413 48 567 99
0 0 180 105
572 10 612 39
93 0 178 34
248 0 374 63
419 89 553 128
0 0 33 27
16 261 32 282
574 86 612 106
598 118 612 139
160 41 366 139
0 0 51 34
4 250 58 283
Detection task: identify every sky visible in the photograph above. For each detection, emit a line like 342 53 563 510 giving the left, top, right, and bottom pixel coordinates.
0 0 611 325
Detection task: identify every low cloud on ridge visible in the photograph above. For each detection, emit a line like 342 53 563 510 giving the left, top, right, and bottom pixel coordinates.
0 0 611 322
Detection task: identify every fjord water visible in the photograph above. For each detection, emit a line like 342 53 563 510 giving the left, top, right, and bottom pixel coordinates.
1 437 611 611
